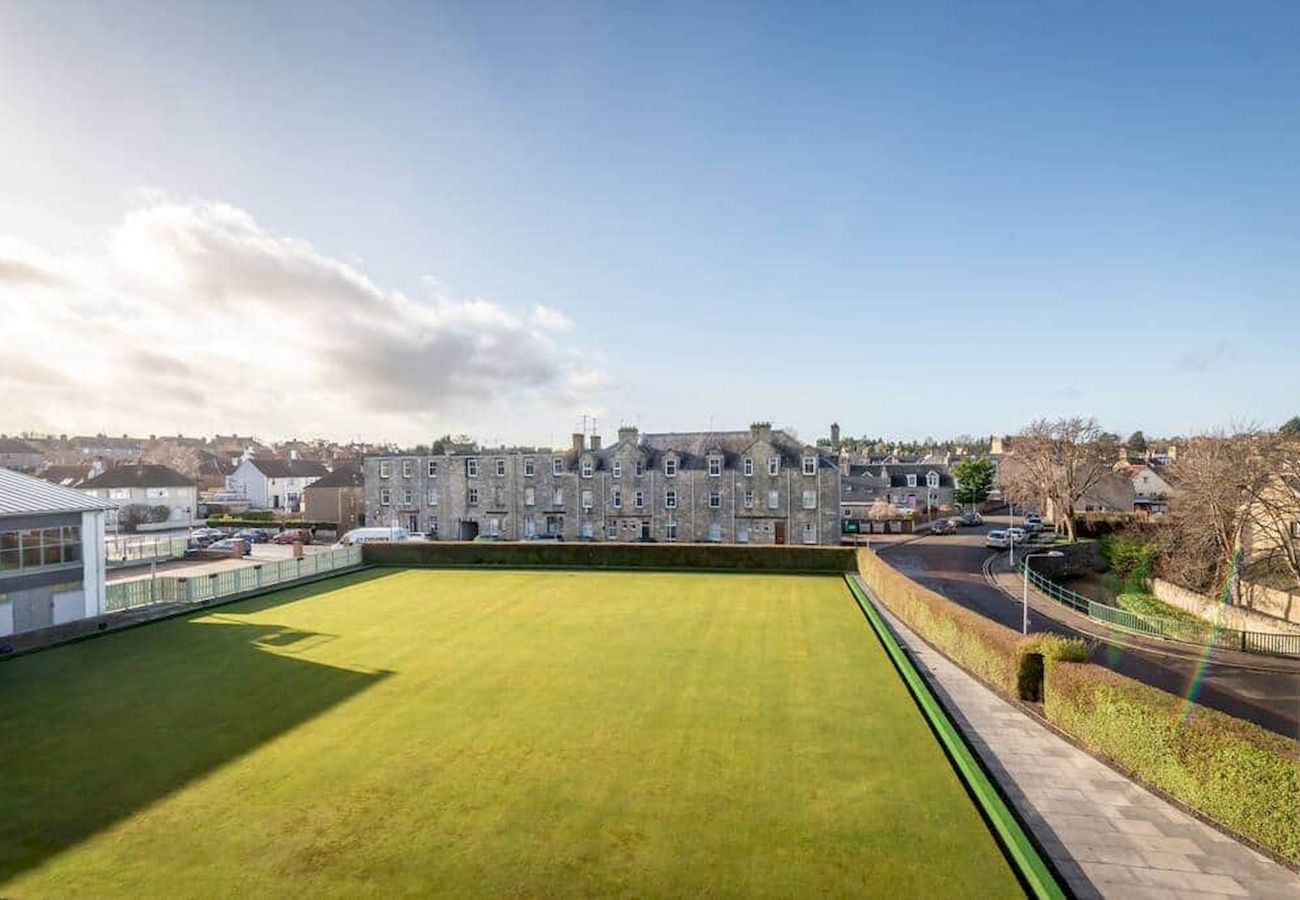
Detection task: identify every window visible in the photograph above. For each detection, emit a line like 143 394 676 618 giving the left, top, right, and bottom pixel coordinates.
612 461 622 478
665 489 678 509
708 457 722 477
802 490 817 509
524 457 535 477
580 520 594 539
635 460 645 477
402 459 413 478
109 488 130 500
553 457 564 476
467 458 479 478
802 523 817 544
664 457 677 477
665 521 678 541
552 488 564 506
427 516 439 538
743 491 754 509
802 456 816 476
496 458 506 477
427 460 438 477
743 457 754 477
708 490 721 508
736 527 750 544
379 488 391 505
707 522 722 542
524 486 536 506
0 526 81 573
767 490 780 509
426 489 438 506
581 489 593 510
606 522 618 540
768 457 780 476
486 517 502 537
927 471 939 489
907 474 917 487
402 489 413 506
634 490 645 509
523 517 537 538
612 488 622 509
581 458 594 478
379 460 391 479
145 487 169 499
467 487 479 505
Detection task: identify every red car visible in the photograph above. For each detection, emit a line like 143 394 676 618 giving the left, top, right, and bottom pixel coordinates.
271 528 312 545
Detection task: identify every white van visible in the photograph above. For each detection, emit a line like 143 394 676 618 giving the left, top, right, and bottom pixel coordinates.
337 527 413 546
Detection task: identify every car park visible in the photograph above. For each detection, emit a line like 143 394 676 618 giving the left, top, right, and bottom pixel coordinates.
929 518 957 535
208 537 252 556
271 528 313 545
957 511 983 526
985 530 1009 548
237 528 272 543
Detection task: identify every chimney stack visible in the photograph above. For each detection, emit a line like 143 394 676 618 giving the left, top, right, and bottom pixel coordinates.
830 422 841 449
590 435 601 451
572 433 585 455
749 421 772 442
618 426 639 445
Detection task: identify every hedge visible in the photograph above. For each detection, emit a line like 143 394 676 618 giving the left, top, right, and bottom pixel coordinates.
364 541 858 573
206 517 337 531
1045 661 1300 863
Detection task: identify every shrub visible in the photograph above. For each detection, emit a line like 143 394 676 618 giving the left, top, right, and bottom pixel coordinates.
1045 661 1300 863
1015 634 1089 701
1099 534 1155 593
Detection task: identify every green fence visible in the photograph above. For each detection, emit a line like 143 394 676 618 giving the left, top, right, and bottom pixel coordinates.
105 547 363 612
105 535 188 568
1017 562 1300 658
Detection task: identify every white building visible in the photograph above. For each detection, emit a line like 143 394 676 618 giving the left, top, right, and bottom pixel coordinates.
80 464 199 526
0 467 114 637
226 458 328 511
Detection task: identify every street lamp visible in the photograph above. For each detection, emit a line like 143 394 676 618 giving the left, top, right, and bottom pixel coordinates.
1022 550 1065 634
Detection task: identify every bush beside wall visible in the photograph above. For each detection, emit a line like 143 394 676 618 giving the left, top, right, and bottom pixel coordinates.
365 541 858 573
1045 661 1300 863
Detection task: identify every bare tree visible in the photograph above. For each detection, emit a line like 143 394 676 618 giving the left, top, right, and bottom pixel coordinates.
1241 435 1300 588
1004 417 1116 542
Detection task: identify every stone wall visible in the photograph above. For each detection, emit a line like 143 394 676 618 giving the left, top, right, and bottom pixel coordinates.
1151 578 1300 634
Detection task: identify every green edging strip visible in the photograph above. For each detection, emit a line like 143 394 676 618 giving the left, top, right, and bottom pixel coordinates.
844 575 1066 900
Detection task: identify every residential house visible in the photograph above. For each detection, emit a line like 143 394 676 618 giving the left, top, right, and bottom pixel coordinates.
227 458 328 511
0 437 43 472
35 464 95 489
363 422 841 545
1113 462 1176 516
80 464 199 526
0 467 114 637
302 464 366 532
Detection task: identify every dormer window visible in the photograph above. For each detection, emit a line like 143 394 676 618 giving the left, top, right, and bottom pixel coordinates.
664 457 678 477
906 474 917 487
708 456 722 477
743 457 754 477
768 457 780 476
802 456 816 476
927 471 940 489
581 458 594 478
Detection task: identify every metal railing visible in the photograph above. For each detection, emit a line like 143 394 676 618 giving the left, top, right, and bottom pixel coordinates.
105 547 363 613
105 535 188 568
1017 562 1300 658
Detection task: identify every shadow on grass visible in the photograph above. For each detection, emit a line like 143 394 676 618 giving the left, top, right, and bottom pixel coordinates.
0 570 395 884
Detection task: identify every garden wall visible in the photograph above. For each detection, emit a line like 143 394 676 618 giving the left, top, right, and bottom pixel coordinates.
1152 578 1300 634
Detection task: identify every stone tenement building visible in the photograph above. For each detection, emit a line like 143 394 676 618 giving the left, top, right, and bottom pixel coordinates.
362 423 841 545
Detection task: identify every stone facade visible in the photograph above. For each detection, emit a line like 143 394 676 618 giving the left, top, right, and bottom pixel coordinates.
362 423 841 545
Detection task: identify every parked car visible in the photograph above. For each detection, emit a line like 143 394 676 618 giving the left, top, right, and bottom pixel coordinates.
1022 514 1044 532
957 511 983 526
237 528 272 543
337 527 411 546
929 518 957 535
1007 527 1028 544
472 534 503 542
271 528 313 545
208 537 252 556
525 534 564 542
985 530 1009 548
190 527 225 543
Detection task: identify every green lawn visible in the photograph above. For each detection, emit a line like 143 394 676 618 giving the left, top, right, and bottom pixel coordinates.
0 569 1021 897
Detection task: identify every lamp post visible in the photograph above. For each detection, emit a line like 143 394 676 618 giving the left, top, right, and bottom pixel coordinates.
1022 550 1065 634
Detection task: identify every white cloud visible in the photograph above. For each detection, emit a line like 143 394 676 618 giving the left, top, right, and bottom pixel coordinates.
0 198 609 443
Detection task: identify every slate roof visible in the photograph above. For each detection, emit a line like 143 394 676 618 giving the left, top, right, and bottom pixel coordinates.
604 430 833 471
245 458 329 479
0 437 41 455
305 464 364 490
0 467 118 517
36 465 92 488
881 463 955 488
81 464 195 489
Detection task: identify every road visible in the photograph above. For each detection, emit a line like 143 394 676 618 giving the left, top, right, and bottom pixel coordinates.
878 515 1300 739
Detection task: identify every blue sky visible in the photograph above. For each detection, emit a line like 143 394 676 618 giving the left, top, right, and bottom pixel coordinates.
1 2 1296 445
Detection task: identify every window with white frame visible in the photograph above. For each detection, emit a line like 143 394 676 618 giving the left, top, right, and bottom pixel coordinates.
379 488 391 505
523 457 535 477
524 486 536 506
736 526 750 543
708 490 721 508
708 456 722 477
606 522 618 539
486 518 501 537
802 456 816 476
665 489 677 509
581 489 593 510
707 521 722 541
767 489 780 509
612 488 622 509
907 474 917 487
665 521 678 541
802 490 817 509
580 520 594 539
664 457 677 477
612 461 621 478
927 471 940 488
634 490 644 508
467 487 479 505
768 457 779 476
145 487 169 499
379 460 391 479
552 487 564 506
743 457 754 477
552 457 564 476
402 459 413 478
402 489 413 506
635 459 645 476
581 458 594 478
467 458 479 478
426 489 438 506
523 516 537 537
496 458 506 477
743 490 754 509
427 460 438 478
802 522 817 544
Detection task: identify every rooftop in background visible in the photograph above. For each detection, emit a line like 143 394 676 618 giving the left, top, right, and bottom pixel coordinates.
245 458 330 479
0 467 118 518
305 464 364 489
80 464 195 490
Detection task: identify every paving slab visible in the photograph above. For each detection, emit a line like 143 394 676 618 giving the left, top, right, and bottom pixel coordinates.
852 574 1300 900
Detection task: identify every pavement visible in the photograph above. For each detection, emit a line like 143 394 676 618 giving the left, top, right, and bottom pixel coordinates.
855 574 1300 899
877 516 1300 739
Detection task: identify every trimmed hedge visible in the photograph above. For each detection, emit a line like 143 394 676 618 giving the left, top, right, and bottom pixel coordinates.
364 541 858 573
206 517 336 531
1045 661 1300 863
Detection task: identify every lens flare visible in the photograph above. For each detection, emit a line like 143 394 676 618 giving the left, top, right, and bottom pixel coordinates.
1178 550 1239 730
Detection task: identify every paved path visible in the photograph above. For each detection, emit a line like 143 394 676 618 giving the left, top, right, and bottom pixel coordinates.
853 574 1300 899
